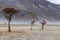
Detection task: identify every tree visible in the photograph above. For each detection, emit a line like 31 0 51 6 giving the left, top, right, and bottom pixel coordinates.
31 19 35 30
24 11 37 30
26 11 36 30
2 8 19 32
40 20 46 30
26 12 36 30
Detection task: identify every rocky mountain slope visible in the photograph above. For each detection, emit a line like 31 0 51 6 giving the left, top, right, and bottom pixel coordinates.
0 0 60 23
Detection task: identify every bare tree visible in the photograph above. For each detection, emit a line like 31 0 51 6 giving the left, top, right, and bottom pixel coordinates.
31 19 35 30
27 12 36 30
2 8 19 32
24 11 37 30
40 20 46 30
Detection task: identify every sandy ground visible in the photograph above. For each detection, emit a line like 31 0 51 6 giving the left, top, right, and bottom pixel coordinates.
0 25 60 40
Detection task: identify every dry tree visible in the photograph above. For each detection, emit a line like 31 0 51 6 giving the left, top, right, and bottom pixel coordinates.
2 8 19 32
31 19 35 30
40 20 46 30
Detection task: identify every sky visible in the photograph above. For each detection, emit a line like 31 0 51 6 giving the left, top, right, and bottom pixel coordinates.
47 0 60 4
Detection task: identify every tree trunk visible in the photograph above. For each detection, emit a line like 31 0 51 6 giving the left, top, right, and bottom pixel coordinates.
8 20 11 32
31 25 32 30
41 24 44 30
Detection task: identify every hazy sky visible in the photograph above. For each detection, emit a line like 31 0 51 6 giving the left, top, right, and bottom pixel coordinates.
47 0 60 4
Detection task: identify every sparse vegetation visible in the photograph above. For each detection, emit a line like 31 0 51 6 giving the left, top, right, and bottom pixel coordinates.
40 20 46 30
31 19 35 30
2 8 19 32
25 11 37 30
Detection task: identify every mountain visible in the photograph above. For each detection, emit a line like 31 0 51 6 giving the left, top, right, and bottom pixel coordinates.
0 0 60 23
29 0 60 21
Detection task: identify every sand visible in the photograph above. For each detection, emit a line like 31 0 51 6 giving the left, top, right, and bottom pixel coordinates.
0 24 60 40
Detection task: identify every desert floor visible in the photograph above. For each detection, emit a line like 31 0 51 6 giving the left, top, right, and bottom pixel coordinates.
0 25 60 40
